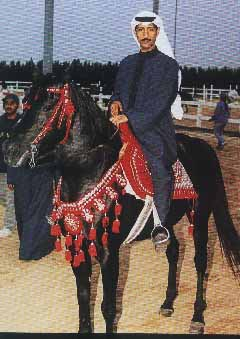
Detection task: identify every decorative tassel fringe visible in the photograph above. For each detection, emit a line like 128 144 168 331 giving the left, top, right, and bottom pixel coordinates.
102 215 109 228
65 234 72 247
72 250 85 267
88 242 97 257
102 231 108 246
188 202 195 237
188 224 194 236
65 249 72 262
112 219 120 234
51 224 61 236
74 233 84 251
55 238 62 252
115 202 122 217
88 226 97 241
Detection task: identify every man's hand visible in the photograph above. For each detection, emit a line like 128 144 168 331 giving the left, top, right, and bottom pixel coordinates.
110 100 123 116
110 114 128 128
8 184 14 191
119 142 128 159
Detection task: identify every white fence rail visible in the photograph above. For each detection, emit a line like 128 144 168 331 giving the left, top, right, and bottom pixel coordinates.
182 84 238 101
1 81 240 132
1 81 239 102
1 81 32 91
180 101 240 132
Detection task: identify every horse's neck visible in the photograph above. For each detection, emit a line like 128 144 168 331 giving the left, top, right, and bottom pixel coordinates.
61 143 117 202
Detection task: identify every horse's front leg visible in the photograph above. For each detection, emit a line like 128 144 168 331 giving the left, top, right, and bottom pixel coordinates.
72 262 92 333
100 238 121 333
160 227 180 317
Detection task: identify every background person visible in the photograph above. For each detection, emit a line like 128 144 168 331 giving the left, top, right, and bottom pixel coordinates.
209 93 230 150
0 94 20 237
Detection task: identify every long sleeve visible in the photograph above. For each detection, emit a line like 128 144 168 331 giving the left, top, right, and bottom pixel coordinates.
109 60 126 104
126 60 178 135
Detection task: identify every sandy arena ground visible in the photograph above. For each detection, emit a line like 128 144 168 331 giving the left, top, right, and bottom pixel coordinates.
0 130 239 334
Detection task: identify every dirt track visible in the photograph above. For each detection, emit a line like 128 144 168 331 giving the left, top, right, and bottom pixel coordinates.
0 130 239 334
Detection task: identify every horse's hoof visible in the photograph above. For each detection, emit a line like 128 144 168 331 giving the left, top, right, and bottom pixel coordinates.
189 321 205 334
159 306 174 317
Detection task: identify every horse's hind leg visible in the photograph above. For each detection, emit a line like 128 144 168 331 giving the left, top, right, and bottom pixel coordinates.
100 239 121 333
72 262 92 333
189 197 211 334
160 200 187 317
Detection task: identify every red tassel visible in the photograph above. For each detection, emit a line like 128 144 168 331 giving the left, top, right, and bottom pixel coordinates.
51 224 61 236
190 210 195 219
112 219 120 234
51 210 58 222
102 216 109 228
115 203 122 217
88 227 97 241
55 238 62 252
78 250 85 263
188 224 194 236
88 242 97 257
74 234 84 251
102 232 108 246
65 234 72 247
65 249 72 262
72 253 81 267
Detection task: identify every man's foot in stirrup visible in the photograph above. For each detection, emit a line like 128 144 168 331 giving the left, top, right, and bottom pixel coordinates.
151 225 170 252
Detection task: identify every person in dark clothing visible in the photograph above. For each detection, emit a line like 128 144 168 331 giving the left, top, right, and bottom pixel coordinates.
7 165 55 260
1 94 55 259
109 10 183 250
0 94 20 237
209 93 230 150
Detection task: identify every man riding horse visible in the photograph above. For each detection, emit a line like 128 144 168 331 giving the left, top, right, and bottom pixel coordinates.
110 10 183 250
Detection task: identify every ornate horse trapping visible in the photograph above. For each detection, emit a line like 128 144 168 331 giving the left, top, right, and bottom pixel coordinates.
49 121 197 266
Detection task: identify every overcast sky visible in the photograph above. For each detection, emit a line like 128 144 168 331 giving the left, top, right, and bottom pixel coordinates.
0 0 239 68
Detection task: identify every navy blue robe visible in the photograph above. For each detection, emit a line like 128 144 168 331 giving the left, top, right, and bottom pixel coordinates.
110 48 179 225
110 48 178 166
7 165 55 260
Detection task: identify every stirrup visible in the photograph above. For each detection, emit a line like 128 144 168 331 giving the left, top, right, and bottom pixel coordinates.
151 225 170 246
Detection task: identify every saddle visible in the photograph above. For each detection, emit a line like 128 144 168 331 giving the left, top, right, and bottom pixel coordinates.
119 123 197 201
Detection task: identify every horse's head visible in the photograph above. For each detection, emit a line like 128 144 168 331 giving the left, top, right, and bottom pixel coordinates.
3 75 120 170
2 77 78 168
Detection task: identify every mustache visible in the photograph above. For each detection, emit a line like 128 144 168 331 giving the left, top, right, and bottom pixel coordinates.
141 38 151 43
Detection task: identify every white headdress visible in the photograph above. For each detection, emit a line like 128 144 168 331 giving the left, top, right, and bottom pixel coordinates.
131 10 183 120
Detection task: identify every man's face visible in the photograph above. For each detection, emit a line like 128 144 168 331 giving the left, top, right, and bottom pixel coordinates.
4 99 18 116
135 23 159 52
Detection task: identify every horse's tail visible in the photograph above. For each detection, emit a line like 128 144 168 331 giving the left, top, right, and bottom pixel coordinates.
212 156 240 279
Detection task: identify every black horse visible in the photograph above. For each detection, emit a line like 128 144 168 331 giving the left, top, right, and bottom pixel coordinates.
3 81 240 334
